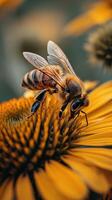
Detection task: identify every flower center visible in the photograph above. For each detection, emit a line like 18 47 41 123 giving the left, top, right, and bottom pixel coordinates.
0 95 81 184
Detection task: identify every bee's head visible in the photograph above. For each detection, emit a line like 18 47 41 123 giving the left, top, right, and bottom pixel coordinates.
66 79 82 96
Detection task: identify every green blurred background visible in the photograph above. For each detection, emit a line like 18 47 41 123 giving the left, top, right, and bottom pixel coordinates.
0 0 111 101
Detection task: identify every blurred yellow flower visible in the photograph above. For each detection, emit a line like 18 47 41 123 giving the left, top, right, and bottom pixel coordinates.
0 0 23 17
0 81 112 200
64 0 112 36
0 0 22 8
85 23 112 70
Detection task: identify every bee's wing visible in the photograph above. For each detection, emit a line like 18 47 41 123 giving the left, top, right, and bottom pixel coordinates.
47 40 76 75
47 41 86 92
23 52 65 89
23 52 48 67
42 65 65 90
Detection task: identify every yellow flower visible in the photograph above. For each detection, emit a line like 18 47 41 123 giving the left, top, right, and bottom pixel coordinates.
0 81 112 200
0 0 22 9
63 0 112 36
85 23 112 70
0 0 23 17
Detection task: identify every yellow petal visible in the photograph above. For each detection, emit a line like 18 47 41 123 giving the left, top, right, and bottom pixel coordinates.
63 2 112 36
16 175 35 200
81 115 112 133
85 100 112 120
84 81 112 114
62 156 110 193
45 161 88 199
84 80 98 93
69 148 112 171
77 138 112 146
34 170 67 200
0 181 13 200
76 126 112 146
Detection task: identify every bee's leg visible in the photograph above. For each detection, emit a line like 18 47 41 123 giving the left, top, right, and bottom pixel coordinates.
81 110 88 127
59 102 68 118
59 96 71 118
27 101 41 118
35 89 48 102
70 111 79 120
28 89 48 118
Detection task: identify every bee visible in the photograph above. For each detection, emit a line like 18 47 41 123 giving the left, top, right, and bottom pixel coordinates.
22 41 89 123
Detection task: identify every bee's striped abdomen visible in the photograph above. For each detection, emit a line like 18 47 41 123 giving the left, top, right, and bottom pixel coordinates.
22 70 39 90
22 68 57 91
28 70 39 89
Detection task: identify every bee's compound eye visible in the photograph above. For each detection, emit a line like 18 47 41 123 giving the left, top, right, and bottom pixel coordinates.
71 100 80 111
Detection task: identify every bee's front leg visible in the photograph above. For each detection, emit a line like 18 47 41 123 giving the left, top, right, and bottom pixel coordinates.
59 95 71 118
69 111 79 120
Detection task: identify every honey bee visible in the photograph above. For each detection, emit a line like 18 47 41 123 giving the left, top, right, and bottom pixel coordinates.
22 41 89 123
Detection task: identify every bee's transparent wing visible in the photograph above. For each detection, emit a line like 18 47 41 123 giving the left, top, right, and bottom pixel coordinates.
23 52 65 89
23 52 48 67
47 54 67 70
47 40 76 75
43 65 65 89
